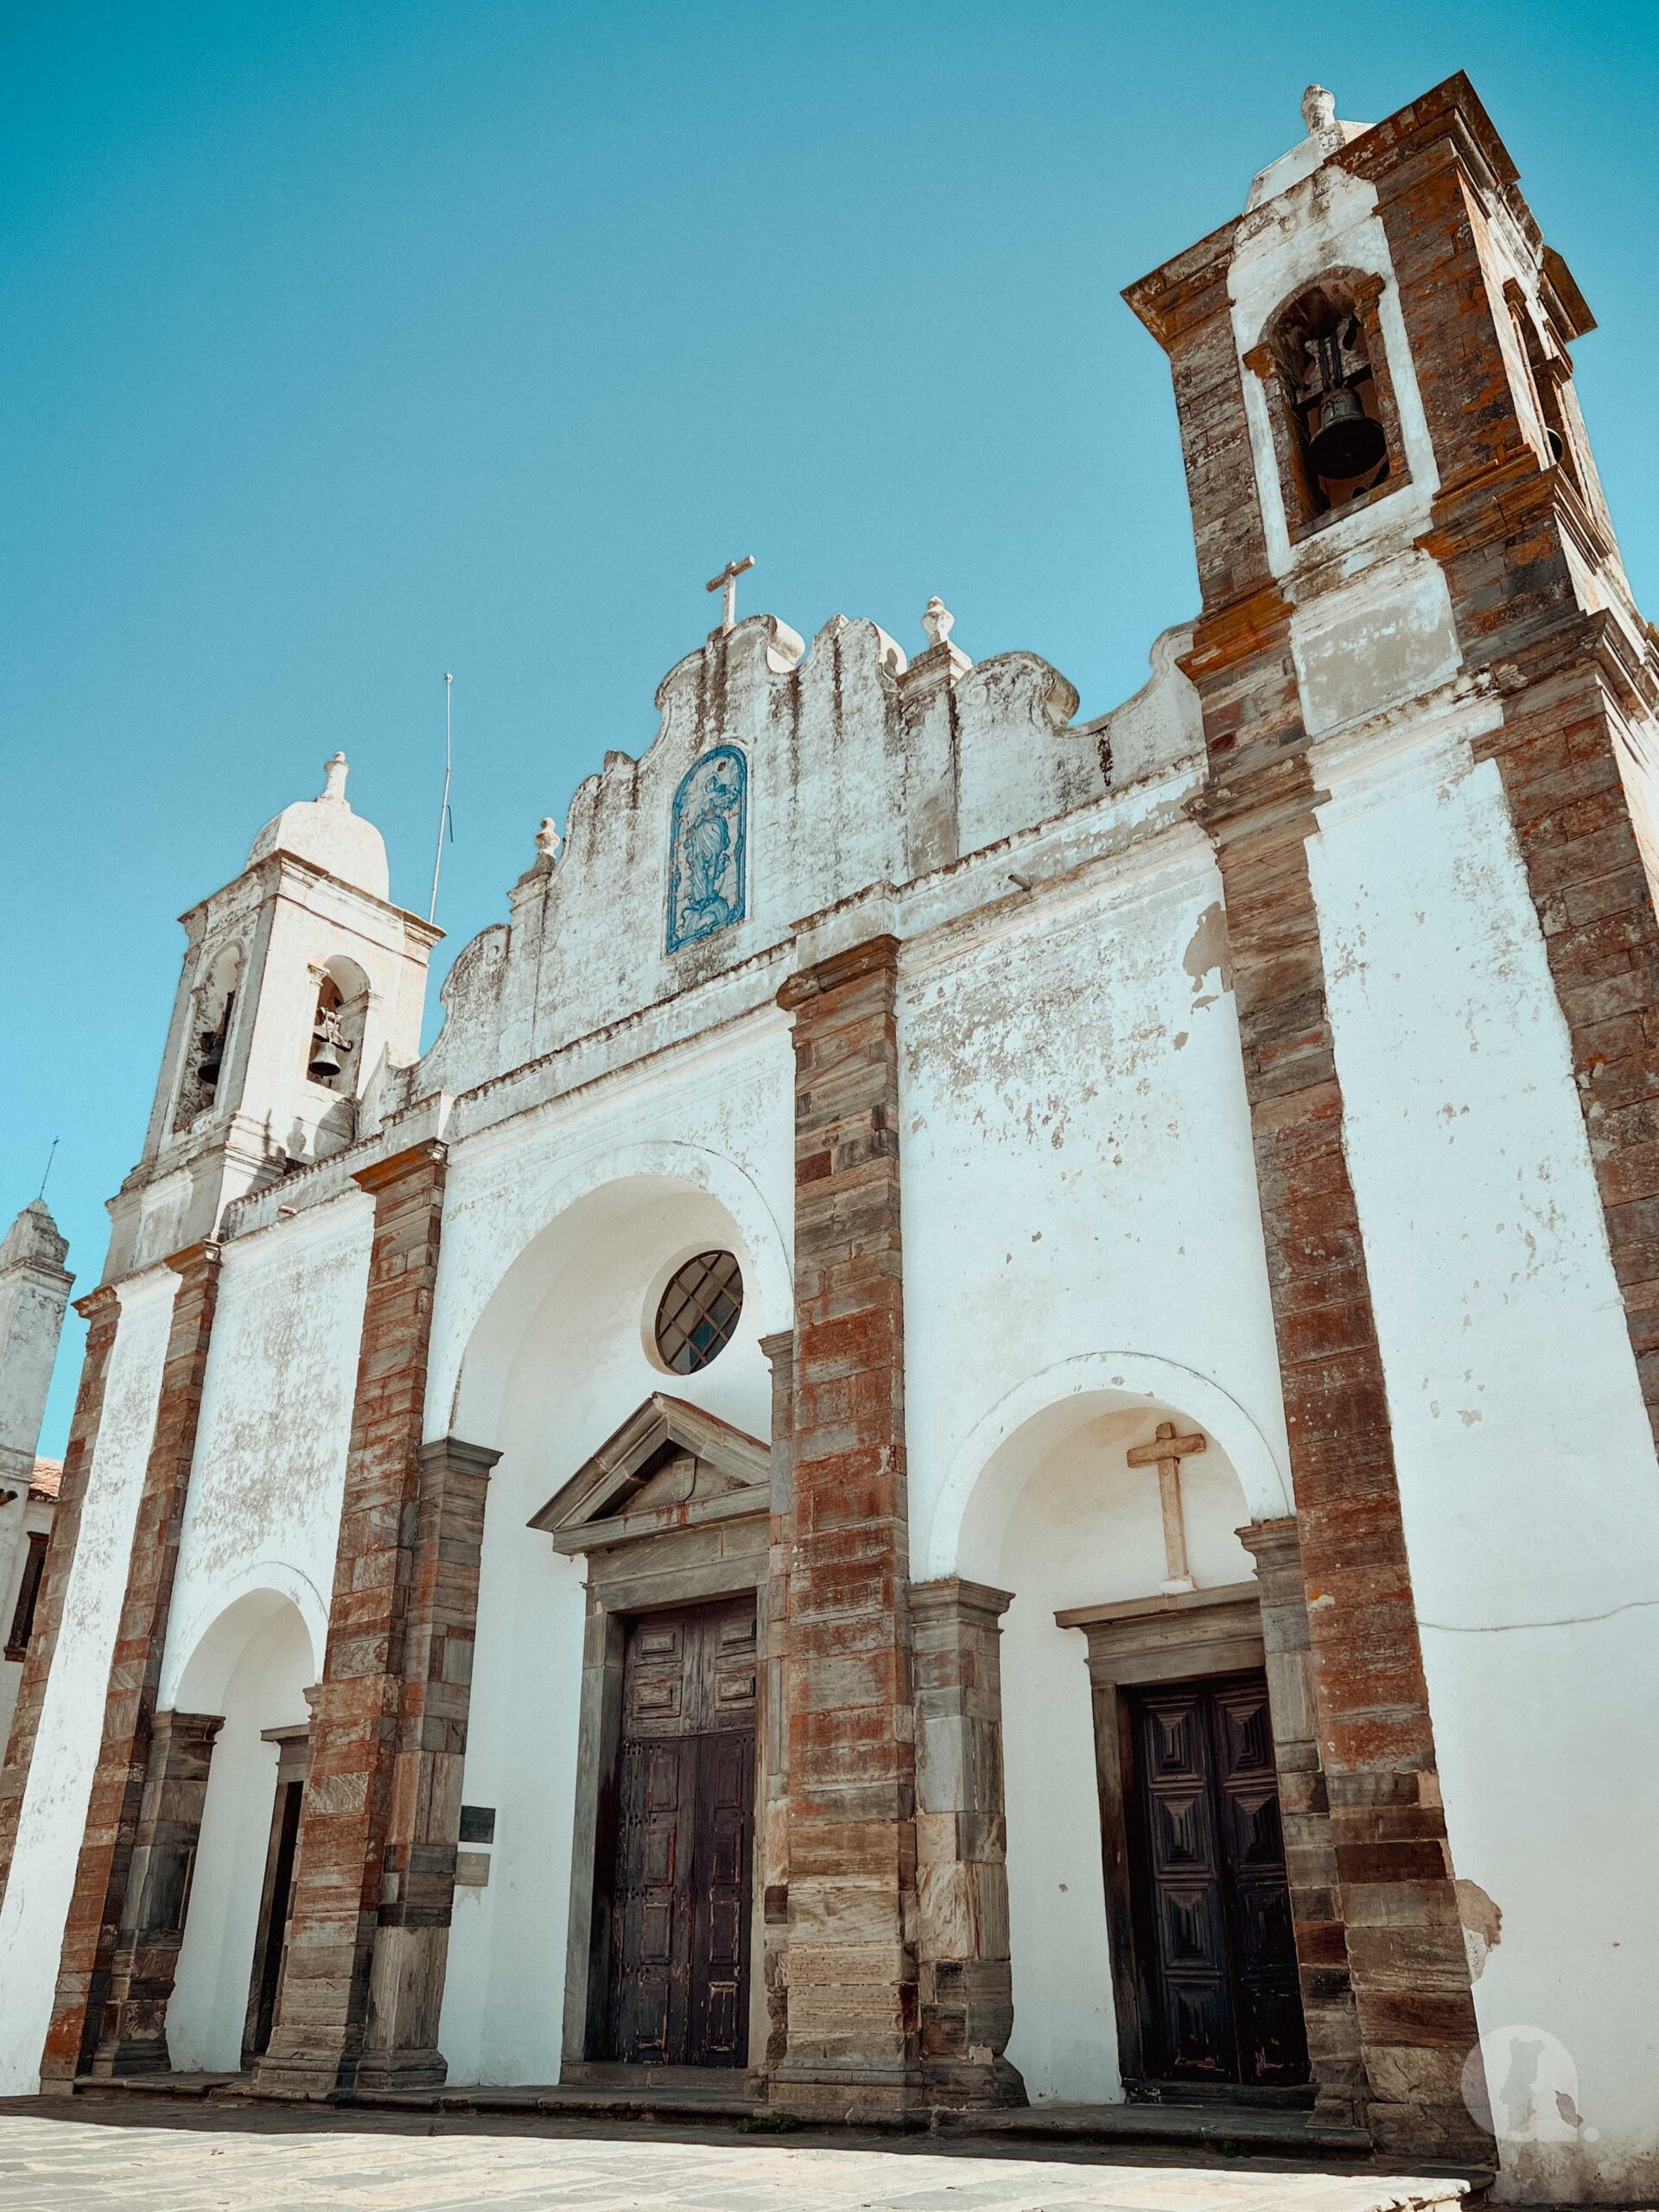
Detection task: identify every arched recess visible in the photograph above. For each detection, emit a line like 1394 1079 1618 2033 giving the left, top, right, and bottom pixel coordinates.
163 1565 327 1714
429 1143 790 2088
919 1347 1292 1583
918 1351 1294 2109
432 1135 792 1448
165 1589 318 2074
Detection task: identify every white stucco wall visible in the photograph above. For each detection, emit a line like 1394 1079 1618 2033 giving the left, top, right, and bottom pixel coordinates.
1310 711 1659 2202
0 1266 178 2094
899 830 1294 2100
159 1192 373 1709
433 1018 793 2083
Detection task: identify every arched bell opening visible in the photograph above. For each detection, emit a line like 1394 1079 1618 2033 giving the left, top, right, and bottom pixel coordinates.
172 941 244 1131
164 1591 319 2075
1243 268 1410 544
303 954 369 1096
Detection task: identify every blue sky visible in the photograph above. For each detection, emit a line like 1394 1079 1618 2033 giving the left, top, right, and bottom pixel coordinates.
6 2 1657 1450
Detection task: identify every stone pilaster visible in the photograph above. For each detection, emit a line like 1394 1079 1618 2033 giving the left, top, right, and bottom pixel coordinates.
1201 748 1485 2160
755 1327 795 2082
771 936 918 2120
1236 1518 1364 2129
908 1577 1021 2107
84 1709 225 2075
43 1242 221 2087
0 1285 119 1891
254 1140 451 2096
356 1433 499 2089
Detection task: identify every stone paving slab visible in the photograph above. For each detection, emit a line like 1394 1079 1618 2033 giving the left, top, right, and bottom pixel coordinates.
0 2101 1473 2212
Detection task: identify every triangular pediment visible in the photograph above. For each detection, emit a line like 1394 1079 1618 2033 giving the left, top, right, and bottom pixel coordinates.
529 1393 770 1545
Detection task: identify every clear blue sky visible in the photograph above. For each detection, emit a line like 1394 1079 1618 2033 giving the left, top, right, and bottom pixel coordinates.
6 2 1656 1452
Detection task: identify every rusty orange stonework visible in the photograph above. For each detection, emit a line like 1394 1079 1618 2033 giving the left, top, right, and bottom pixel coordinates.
771 938 922 2120
0 1285 121 1915
41 1243 222 2088
253 1140 459 2097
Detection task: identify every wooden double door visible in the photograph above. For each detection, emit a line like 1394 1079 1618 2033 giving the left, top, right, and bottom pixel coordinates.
605 1597 756 2068
1124 1673 1308 2091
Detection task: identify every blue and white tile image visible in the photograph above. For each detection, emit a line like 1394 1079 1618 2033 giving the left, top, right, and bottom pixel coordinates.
666 744 747 953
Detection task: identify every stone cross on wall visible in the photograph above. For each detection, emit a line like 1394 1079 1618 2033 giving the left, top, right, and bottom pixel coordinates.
706 554 754 634
1125 1419 1206 1594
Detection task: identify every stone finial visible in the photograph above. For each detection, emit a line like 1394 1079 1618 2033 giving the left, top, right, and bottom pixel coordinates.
534 816 562 863
321 752 350 804
1301 84 1338 142
922 597 955 649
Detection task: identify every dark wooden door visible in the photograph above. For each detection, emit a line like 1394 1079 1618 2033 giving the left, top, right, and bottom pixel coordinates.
606 1598 756 2067
243 1776 302 2063
1125 1673 1307 2089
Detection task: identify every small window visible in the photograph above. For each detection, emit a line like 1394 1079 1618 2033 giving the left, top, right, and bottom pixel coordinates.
6 1531 48 1660
654 1251 744 1375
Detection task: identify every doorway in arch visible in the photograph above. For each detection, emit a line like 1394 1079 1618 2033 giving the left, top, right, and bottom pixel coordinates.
1122 1671 1308 2092
603 1597 756 2068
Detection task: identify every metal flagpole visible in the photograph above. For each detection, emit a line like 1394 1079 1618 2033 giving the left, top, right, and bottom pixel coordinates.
429 672 454 925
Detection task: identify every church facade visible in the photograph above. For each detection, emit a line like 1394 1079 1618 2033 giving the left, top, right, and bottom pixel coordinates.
3 73 1657 2205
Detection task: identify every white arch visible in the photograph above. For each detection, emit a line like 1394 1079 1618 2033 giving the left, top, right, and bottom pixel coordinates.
429 1133 792 1444
919 1348 1292 1581
162 1563 327 1713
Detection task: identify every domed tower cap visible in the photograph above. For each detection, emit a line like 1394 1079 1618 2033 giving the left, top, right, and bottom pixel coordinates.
246 753 390 901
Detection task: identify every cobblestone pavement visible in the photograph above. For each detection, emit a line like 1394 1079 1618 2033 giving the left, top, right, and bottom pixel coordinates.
0 2100 1474 2212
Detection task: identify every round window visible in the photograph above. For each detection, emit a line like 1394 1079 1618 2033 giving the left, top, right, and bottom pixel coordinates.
654 1250 744 1376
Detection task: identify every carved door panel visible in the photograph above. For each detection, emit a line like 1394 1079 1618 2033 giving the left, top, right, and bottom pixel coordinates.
1125 1673 1307 2090
611 1738 696 2064
689 1727 753 2065
606 1599 756 2068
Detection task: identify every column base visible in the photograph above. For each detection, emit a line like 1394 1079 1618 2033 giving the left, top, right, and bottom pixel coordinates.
765 2053 1025 2122
766 2056 926 2125
348 2045 449 2093
921 2054 1027 2111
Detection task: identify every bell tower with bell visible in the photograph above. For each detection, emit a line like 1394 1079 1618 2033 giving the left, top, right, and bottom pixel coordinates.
1122 72 1659 2164
109 753 441 1281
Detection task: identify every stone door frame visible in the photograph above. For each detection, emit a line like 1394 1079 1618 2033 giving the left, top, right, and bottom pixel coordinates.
530 1395 776 2082
1056 1580 1285 2096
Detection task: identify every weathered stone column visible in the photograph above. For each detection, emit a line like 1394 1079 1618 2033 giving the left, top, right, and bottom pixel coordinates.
1200 760 1485 2160
255 1141 459 2096
908 1577 1021 2107
0 1285 119 1891
84 1709 225 2075
755 1327 795 2082
1236 1517 1364 2130
43 1241 222 2087
356 1433 499 2089
772 937 919 2120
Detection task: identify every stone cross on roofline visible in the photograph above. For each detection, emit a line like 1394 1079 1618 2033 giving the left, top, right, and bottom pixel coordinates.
1125 1418 1206 1594
706 554 754 635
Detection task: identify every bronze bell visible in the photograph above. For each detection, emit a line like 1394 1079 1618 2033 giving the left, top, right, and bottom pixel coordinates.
198 1032 223 1087
308 1027 343 1083
1307 386 1387 481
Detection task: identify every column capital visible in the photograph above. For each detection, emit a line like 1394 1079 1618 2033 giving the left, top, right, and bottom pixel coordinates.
908 1575 1014 1625
416 1435 501 1478
777 933 899 1011
353 1138 448 1197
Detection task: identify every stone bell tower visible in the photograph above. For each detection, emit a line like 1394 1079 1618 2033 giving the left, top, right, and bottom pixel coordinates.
1123 73 1659 2163
107 754 440 1281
